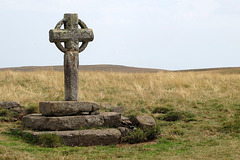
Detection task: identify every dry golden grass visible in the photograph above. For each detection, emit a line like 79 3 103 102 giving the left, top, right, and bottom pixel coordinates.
0 70 240 111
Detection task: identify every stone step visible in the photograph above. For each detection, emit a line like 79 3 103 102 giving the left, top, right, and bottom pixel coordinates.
22 112 121 131
25 128 121 146
39 101 100 116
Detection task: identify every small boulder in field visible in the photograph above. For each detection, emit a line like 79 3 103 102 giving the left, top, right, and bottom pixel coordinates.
0 101 23 113
131 115 156 129
0 101 26 119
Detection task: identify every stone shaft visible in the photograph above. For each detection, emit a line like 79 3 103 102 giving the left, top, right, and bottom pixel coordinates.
64 53 79 101
64 14 79 101
64 14 79 52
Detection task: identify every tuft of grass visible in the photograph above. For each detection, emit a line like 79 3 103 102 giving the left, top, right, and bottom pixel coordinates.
123 109 142 119
221 114 240 134
169 127 185 136
8 129 63 148
25 105 38 114
0 109 8 116
37 134 63 148
122 126 160 144
152 106 173 114
0 109 20 122
8 129 38 144
0 117 12 122
162 111 195 122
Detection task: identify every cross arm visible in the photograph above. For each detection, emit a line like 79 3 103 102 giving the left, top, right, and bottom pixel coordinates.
49 29 94 43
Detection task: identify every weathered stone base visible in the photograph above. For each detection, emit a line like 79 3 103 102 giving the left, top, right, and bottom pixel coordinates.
25 128 121 146
22 112 121 131
39 101 100 116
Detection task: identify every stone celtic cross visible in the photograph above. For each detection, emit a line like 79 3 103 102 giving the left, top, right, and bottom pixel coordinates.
49 13 94 101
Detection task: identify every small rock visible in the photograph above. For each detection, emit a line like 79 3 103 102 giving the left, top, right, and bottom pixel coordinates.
121 116 133 127
0 101 24 113
0 101 26 119
131 115 156 129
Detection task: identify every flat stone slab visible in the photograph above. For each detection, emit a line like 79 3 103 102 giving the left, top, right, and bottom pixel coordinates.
25 129 121 146
22 112 121 131
39 101 100 116
22 114 104 131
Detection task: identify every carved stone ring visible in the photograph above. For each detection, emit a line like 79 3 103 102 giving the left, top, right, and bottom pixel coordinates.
49 15 94 54
54 18 89 53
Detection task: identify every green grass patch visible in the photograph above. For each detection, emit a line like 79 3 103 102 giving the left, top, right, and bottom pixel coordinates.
0 109 8 116
123 109 142 119
221 114 240 134
122 126 160 144
152 106 173 114
37 134 63 148
25 104 38 114
162 111 195 122
5 129 63 148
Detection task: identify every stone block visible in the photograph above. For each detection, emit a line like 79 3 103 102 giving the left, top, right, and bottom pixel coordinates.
22 114 104 131
131 115 156 129
26 129 121 146
100 112 121 127
39 101 100 116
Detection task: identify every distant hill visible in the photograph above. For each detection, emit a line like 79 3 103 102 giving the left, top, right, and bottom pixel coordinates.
0 65 165 73
177 67 240 74
0 65 239 74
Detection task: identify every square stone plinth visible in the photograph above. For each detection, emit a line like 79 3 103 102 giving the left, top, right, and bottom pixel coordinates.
39 101 100 116
24 129 121 146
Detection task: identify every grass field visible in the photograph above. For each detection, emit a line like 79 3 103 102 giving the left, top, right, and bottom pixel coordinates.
0 69 240 159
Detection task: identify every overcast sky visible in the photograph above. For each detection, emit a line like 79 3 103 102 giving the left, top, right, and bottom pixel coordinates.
0 0 239 70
